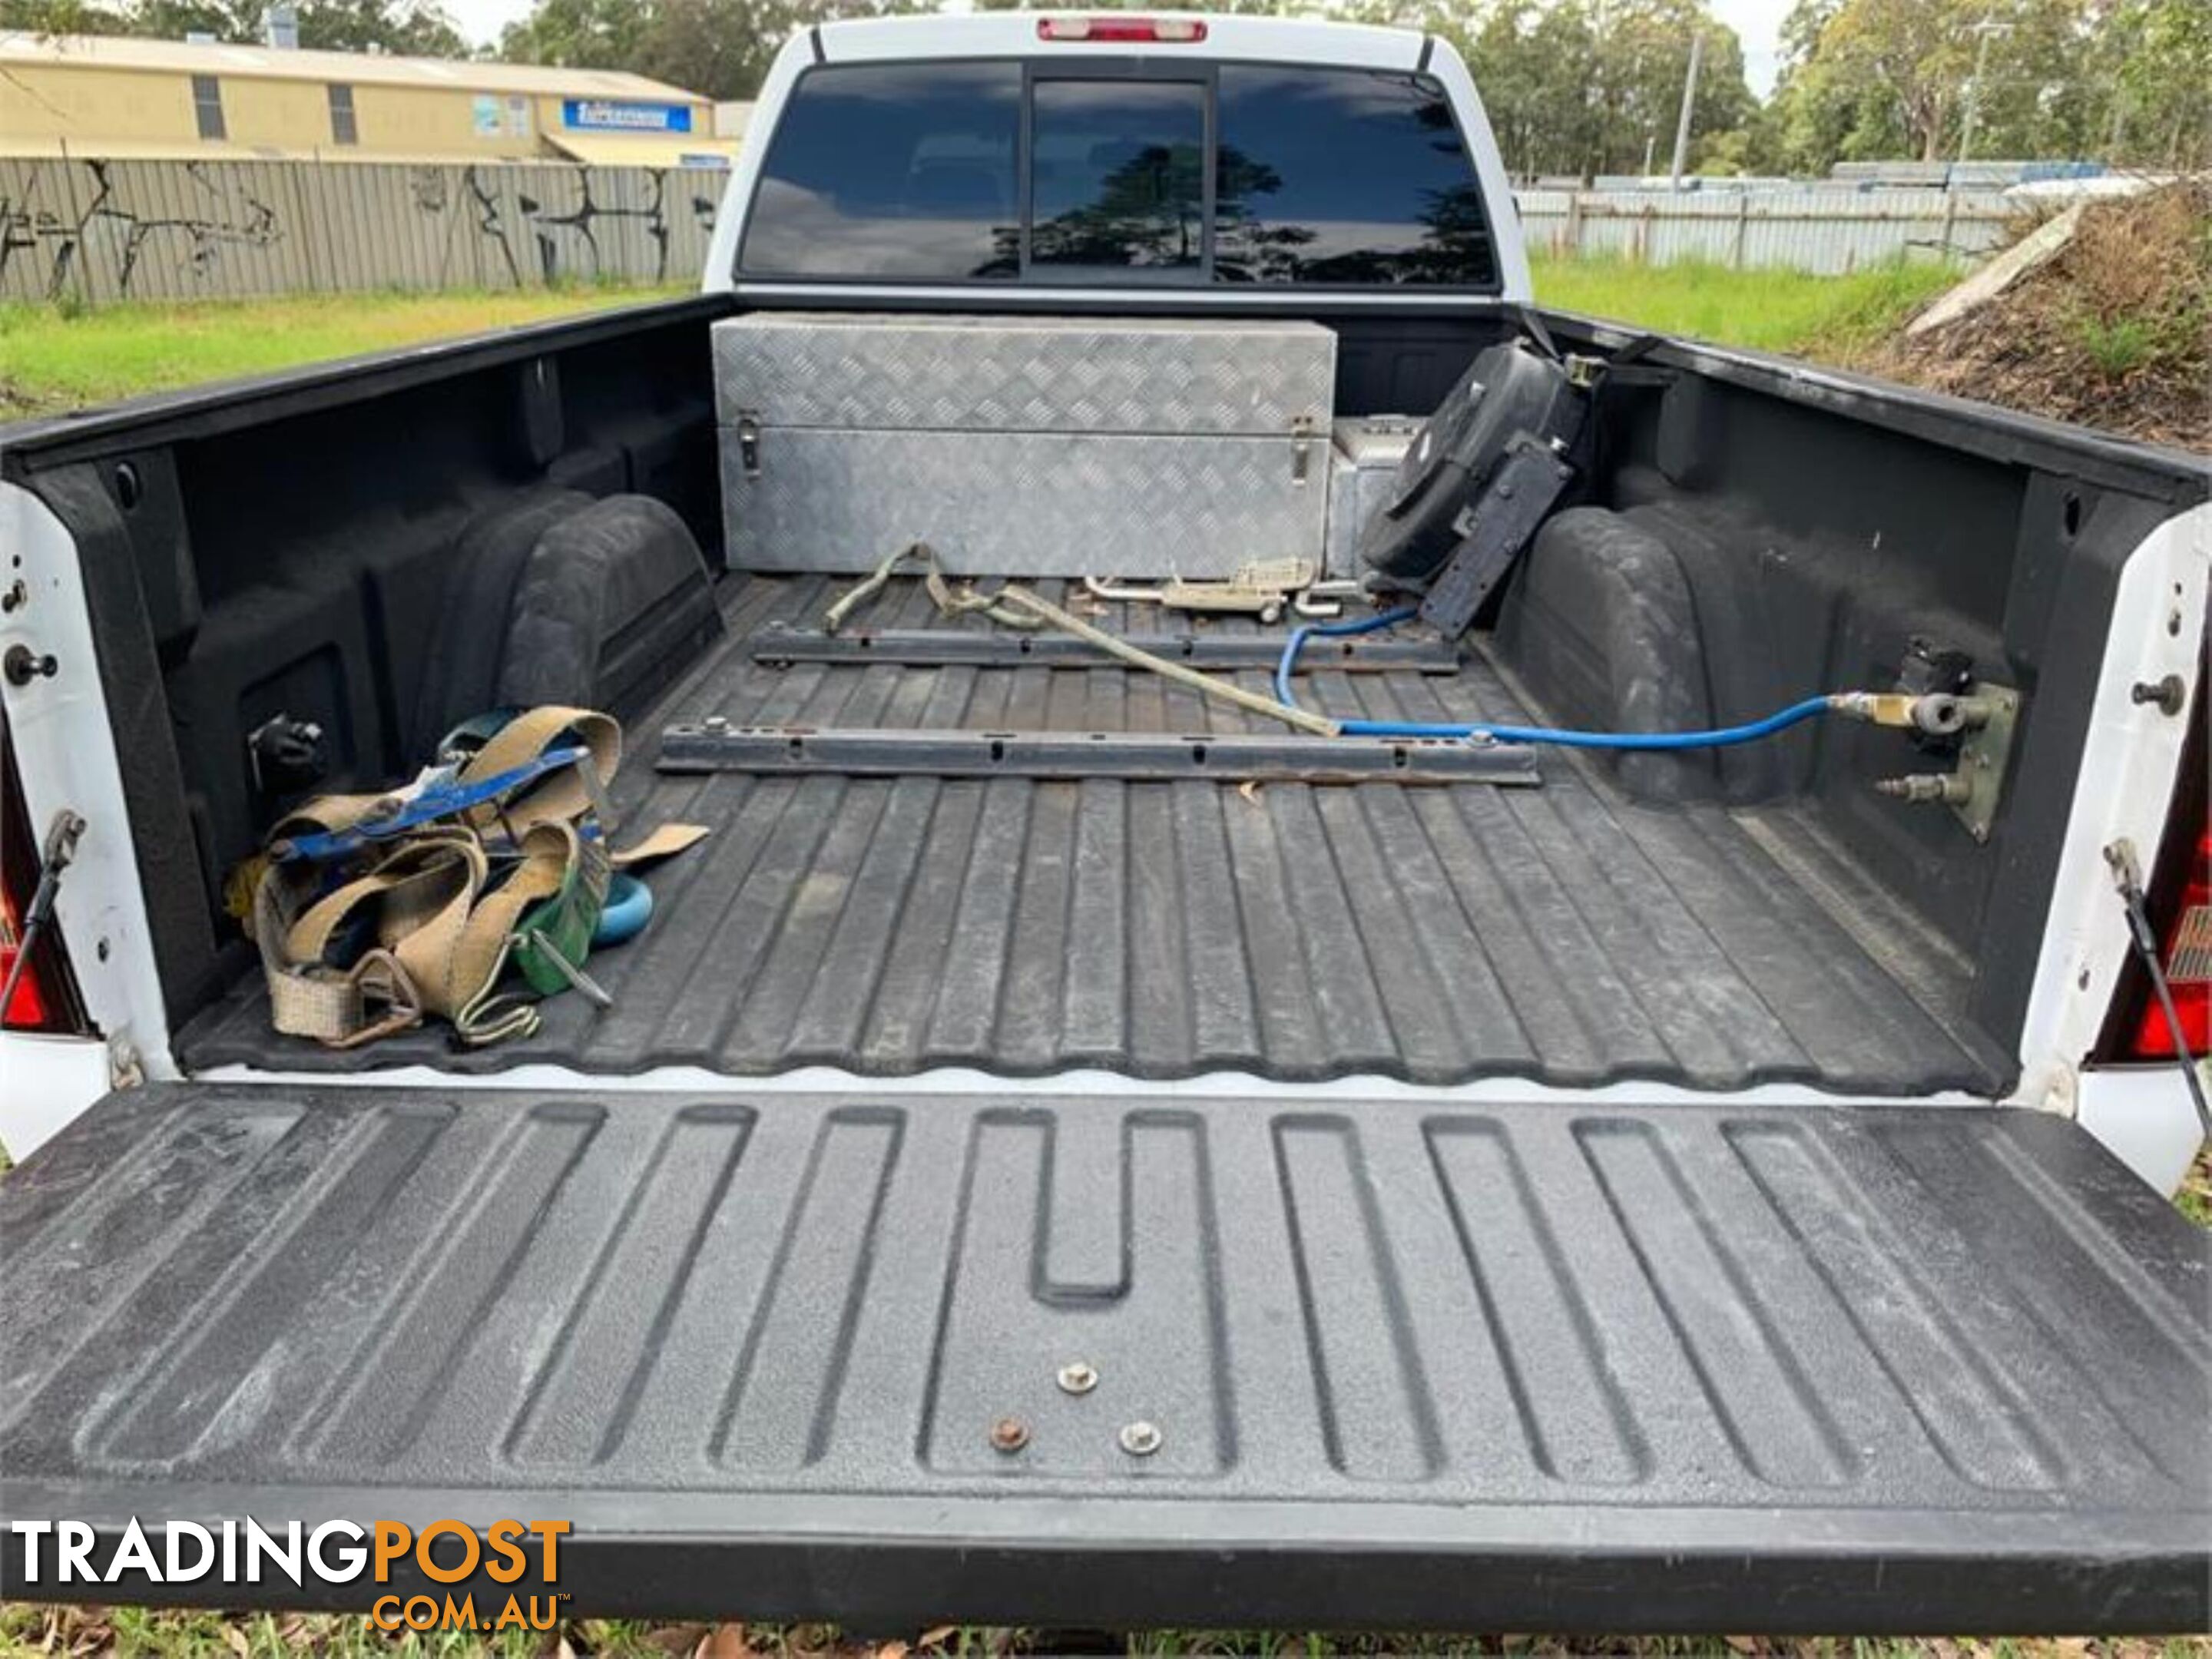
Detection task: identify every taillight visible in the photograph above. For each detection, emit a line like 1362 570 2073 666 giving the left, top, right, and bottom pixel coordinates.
1 876 51 1028
1037 15 1207 41
2128 826 2210 1058
1 740 83 1034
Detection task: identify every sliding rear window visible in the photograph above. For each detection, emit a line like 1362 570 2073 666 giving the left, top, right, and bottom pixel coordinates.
737 60 1498 290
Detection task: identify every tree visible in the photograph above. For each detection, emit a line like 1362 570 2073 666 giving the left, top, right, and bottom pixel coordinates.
499 0 928 99
497 0 651 73
1763 0 2194 173
1584 0 1754 177
1431 0 1753 180
0 0 134 33
1451 0 1604 180
628 0 821 103
294 0 466 55
123 0 261 36
5 0 466 53
2104 0 2212 165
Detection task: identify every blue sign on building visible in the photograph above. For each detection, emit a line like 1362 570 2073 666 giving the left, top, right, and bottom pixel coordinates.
561 99 694 134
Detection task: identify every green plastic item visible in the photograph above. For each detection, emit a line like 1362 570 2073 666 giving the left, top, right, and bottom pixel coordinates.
513 833 611 998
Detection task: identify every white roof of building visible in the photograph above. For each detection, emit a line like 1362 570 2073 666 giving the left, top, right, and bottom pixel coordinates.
0 30 707 101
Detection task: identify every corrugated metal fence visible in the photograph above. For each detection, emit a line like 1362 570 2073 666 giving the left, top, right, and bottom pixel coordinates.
1 157 2024 304
1517 187 2019 274
0 156 723 304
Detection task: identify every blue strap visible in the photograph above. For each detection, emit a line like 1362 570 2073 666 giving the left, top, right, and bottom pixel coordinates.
272 745 591 863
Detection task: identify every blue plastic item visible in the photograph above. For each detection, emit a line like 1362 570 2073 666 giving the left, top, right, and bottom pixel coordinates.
593 872 654 947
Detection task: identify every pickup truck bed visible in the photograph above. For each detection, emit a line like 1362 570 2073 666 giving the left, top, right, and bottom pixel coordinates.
6 274 2207 1634
178 573 2009 1094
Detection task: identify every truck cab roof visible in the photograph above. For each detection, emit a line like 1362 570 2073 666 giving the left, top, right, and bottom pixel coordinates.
809 11 1432 68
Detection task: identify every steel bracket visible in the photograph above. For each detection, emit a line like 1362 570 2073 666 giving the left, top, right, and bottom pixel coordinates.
658 724 1540 787
1949 680 2020 844
745 624 1462 676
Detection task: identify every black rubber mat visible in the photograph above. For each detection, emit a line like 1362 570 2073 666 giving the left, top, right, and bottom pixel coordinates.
177 576 2012 1093
3 1083 2204 1629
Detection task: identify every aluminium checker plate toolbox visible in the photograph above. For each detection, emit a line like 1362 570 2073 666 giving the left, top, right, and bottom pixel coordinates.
713 313 1336 577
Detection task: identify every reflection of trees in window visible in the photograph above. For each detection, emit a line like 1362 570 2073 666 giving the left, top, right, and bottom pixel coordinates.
1214 144 1314 283
1028 141 1205 267
1414 89 1465 157
1216 138 1495 286
1402 181 1498 285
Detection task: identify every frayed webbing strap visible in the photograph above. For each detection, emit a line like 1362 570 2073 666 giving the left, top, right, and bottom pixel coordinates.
282 833 489 1026
253 858 427 1048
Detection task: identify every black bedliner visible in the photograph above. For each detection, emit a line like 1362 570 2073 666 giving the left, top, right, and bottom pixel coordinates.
3 1081 2206 1631
175 575 2011 1094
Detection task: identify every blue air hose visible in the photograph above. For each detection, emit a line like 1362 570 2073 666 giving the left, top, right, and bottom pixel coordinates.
1277 608 1839 750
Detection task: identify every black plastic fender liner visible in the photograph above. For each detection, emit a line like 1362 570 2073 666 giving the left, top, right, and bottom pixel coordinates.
496 495 724 722
1494 505 1723 802
2 1083 2206 1633
409 488 595 754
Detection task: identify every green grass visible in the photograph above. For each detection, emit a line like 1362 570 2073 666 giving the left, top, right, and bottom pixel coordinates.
2074 313 2164 378
1528 252 1962 359
0 284 687 418
2177 1088 2212 1225
0 260 1960 424
6 1608 2212 1659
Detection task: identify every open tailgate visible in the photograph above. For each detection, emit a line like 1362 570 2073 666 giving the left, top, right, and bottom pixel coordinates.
3 1082 2207 1634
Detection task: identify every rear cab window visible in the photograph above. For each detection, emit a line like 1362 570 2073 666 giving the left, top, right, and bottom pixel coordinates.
738 62 1021 280
737 61 1498 290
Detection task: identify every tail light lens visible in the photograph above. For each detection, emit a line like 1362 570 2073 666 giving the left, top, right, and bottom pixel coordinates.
1 879 52 1028
2127 827 2210 1058
1038 15 1207 41
2 743 83 1034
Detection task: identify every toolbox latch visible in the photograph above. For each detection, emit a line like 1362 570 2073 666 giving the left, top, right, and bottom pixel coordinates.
1291 415 1314 486
737 412 763 478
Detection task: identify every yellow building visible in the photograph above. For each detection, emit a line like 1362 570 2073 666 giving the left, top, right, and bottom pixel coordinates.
0 31 739 167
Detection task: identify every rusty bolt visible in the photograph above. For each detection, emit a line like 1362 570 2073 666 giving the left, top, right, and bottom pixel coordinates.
988 1417 1030 1454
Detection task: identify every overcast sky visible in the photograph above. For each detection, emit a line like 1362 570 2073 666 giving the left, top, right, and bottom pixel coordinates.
438 0 1796 97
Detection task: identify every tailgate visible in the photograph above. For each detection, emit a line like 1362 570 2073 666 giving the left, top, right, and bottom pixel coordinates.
2 1083 2207 1634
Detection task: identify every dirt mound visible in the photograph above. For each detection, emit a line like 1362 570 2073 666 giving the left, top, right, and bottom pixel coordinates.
1865 180 2210 452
